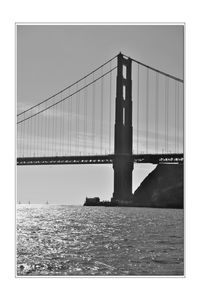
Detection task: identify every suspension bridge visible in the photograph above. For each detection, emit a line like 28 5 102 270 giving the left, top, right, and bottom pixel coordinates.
17 52 184 204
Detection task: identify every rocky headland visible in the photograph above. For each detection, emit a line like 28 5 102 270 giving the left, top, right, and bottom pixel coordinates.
131 164 183 208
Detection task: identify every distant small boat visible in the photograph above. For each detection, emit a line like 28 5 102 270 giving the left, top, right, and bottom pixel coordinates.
28 201 30 205
46 201 49 205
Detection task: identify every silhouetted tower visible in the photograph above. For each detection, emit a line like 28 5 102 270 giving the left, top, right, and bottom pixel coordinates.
111 53 133 204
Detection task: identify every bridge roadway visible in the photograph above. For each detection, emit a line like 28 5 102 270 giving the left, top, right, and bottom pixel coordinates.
17 153 183 166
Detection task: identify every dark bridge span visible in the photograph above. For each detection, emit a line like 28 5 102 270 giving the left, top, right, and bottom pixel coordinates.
17 153 183 166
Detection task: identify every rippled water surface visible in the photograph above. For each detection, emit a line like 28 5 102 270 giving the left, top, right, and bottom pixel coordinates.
17 205 184 276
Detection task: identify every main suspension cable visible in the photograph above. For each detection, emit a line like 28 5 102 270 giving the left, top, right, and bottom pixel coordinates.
17 67 117 125
17 55 117 117
123 53 184 83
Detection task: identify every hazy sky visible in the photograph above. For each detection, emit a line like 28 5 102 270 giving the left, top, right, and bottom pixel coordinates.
17 25 183 107
17 24 184 205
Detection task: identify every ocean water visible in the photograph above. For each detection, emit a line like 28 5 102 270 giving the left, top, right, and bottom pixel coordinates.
17 205 184 276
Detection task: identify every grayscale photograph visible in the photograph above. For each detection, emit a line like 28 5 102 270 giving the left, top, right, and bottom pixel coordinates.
16 24 184 276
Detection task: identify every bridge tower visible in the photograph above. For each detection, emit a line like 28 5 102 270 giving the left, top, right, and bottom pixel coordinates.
111 53 133 205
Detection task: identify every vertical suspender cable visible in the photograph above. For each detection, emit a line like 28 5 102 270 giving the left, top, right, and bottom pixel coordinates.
100 67 104 154
181 83 183 153
47 103 50 156
27 118 29 157
29 114 31 157
19 124 21 157
40 105 42 156
30 118 32 157
165 77 169 153
62 96 64 155
55 101 57 155
17 123 19 156
37 112 39 156
53 103 55 155
38 110 40 156
63 98 65 155
24 116 26 157
75 84 78 155
26 118 28 157
25 116 27 157
22 122 24 157
37 111 39 157
41 110 43 156
22 121 24 157
84 79 87 154
77 86 80 155
60 94 62 156
177 82 179 153
33 109 36 157
167 79 169 153
85 80 88 154
44 102 47 156
23 113 25 157
25 117 28 156
47 106 49 156
38 108 40 157
36 113 38 157
92 72 95 154
155 72 159 153
42 104 44 156
18 124 20 157
175 81 177 153
36 110 38 157
52 104 54 156
31 118 32 157
19 121 21 157
109 61 112 154
137 64 140 154
27 118 29 156
20 123 22 157
28 117 31 156
68 89 70 155
69 93 72 155
62 94 64 156
146 68 149 154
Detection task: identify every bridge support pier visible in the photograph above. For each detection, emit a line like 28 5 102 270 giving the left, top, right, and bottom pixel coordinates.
112 155 133 205
111 53 133 205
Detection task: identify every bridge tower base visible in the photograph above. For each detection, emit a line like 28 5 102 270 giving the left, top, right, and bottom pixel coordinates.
111 53 133 205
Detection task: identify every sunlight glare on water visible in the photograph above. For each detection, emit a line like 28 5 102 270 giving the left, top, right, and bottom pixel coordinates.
17 205 184 276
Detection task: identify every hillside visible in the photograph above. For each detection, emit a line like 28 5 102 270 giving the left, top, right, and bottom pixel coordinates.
131 164 183 208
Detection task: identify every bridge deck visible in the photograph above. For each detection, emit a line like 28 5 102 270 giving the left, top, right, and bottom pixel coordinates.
17 154 183 166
